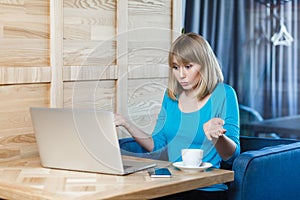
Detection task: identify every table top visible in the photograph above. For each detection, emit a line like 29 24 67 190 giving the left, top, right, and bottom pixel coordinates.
0 156 234 200
249 115 300 138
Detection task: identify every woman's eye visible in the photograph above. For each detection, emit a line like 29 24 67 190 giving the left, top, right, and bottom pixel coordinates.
173 65 179 70
185 65 192 69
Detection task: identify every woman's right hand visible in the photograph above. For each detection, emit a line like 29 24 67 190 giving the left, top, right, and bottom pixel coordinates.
203 118 226 141
114 113 127 127
114 113 154 152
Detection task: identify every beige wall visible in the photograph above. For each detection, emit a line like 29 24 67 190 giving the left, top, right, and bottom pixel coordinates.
0 0 182 161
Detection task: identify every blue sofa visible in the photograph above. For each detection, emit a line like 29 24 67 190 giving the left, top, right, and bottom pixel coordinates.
119 136 300 200
229 136 300 200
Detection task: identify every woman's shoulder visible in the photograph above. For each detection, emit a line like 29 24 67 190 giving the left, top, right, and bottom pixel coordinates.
161 90 178 106
215 83 237 95
211 83 238 104
163 90 178 101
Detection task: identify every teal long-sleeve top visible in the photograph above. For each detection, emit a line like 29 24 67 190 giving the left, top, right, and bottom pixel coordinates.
152 83 240 191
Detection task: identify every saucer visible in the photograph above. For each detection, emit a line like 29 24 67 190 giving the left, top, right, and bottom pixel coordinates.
172 162 213 173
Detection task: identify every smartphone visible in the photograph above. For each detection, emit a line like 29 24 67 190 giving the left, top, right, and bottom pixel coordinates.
149 168 172 178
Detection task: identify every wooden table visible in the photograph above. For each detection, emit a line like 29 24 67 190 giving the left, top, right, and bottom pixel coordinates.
0 156 234 200
249 115 300 139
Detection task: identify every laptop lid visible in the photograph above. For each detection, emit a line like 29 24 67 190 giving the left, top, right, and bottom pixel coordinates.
30 107 155 175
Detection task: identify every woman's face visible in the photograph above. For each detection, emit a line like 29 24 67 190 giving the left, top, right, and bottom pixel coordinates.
172 57 201 92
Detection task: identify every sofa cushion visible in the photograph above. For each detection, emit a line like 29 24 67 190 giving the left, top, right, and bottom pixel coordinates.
119 137 168 160
229 141 300 200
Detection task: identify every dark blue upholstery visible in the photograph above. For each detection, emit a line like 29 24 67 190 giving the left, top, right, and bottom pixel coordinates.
119 137 168 161
240 136 298 152
229 137 300 200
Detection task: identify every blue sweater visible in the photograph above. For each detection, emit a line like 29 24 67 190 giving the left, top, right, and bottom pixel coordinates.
152 83 240 191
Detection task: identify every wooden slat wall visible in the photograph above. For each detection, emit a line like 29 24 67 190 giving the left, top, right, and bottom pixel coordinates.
0 0 50 67
126 0 175 135
50 0 63 107
0 84 50 161
116 0 129 120
0 0 182 161
0 0 50 161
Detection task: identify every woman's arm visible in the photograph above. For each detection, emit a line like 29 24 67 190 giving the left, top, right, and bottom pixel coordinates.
203 118 237 160
203 84 240 161
114 114 154 152
214 133 237 160
115 92 169 153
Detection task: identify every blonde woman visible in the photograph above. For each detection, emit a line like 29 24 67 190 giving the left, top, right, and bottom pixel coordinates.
115 33 240 200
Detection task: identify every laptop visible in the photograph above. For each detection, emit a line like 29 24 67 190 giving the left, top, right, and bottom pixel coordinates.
30 107 156 175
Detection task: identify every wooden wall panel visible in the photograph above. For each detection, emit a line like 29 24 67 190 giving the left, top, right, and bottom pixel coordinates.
0 67 51 84
127 31 171 66
121 0 175 138
0 0 50 67
63 65 117 81
0 0 51 161
0 84 50 135
63 0 116 67
128 64 169 79
0 83 50 161
115 0 129 122
126 78 167 134
128 0 171 67
0 0 182 159
128 0 171 28
63 40 116 67
63 80 115 111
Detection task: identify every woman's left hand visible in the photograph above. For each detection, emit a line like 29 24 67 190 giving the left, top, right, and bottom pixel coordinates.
203 118 227 141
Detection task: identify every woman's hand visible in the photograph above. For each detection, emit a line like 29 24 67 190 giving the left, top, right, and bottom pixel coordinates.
114 113 127 127
114 113 154 152
203 118 227 141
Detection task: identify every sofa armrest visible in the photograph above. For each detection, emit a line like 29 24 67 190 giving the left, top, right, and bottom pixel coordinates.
229 141 300 200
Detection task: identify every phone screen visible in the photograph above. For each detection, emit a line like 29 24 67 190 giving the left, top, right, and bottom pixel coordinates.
149 168 172 178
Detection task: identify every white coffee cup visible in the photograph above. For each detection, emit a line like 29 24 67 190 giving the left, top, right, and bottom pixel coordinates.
181 149 204 167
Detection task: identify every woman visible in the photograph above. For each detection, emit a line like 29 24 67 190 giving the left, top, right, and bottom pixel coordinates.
115 32 240 200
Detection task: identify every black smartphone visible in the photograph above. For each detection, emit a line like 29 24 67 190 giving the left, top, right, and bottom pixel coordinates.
149 168 172 178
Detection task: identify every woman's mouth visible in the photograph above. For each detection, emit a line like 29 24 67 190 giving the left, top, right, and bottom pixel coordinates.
180 82 189 87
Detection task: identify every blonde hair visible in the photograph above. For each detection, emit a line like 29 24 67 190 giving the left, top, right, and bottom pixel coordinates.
167 32 224 100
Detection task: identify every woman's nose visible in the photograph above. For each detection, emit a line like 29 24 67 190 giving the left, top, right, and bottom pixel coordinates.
179 67 186 78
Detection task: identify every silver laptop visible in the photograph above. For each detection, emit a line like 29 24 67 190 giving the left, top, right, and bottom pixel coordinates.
30 107 156 175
